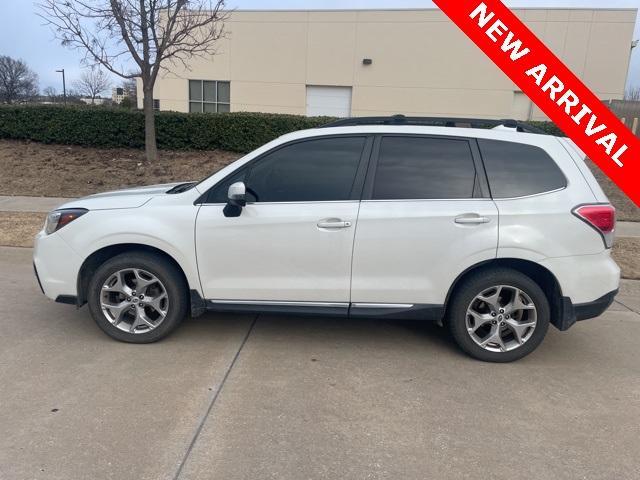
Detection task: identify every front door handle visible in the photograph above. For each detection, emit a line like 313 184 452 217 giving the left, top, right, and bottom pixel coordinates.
317 219 352 229
455 214 491 225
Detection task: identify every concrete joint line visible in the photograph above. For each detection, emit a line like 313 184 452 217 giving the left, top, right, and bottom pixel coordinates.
172 315 259 480
615 299 640 315
614 300 633 313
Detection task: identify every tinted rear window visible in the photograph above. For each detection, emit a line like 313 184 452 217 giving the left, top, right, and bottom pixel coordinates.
478 139 566 198
372 136 477 200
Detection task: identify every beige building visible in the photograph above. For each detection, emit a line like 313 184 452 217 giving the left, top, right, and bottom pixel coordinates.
112 87 127 104
142 8 638 120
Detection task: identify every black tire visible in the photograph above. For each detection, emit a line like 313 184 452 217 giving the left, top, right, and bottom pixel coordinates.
446 268 550 362
87 251 189 343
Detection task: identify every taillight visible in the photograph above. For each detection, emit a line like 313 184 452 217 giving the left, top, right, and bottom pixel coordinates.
572 204 616 249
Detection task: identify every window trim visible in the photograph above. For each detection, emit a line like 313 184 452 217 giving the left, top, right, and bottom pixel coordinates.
188 79 231 113
361 134 490 201
484 186 568 201
196 134 375 205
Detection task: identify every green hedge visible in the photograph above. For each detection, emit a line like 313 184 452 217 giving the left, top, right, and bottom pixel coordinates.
0 105 334 153
526 120 565 137
0 105 564 153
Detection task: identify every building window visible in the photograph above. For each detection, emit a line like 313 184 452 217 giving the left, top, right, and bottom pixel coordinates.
189 80 230 113
153 99 160 111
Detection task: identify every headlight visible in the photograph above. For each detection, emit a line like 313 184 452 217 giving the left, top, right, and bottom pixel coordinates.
44 209 88 235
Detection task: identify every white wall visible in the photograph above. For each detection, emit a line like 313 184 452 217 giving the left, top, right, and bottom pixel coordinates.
144 8 637 120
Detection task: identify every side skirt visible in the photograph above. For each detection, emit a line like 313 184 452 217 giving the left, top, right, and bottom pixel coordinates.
201 299 444 321
350 303 444 321
205 300 349 318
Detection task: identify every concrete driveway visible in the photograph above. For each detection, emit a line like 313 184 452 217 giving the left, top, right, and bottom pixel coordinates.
1 246 639 480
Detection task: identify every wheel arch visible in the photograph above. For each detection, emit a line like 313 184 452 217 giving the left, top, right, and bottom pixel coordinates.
444 258 565 329
76 243 193 309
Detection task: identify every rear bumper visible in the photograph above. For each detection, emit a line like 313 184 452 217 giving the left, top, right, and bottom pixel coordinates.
539 251 620 305
555 289 618 331
540 250 620 331
575 290 618 321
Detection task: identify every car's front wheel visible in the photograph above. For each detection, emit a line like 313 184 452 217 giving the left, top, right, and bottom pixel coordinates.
447 268 550 362
87 251 188 343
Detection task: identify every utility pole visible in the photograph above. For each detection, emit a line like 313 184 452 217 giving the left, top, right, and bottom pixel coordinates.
56 68 66 105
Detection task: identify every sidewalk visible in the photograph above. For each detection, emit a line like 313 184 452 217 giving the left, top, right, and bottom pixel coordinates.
0 195 72 213
2 194 639 237
617 221 640 238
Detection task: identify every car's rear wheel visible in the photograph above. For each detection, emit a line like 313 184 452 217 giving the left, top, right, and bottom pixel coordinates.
87 252 188 343
447 268 550 362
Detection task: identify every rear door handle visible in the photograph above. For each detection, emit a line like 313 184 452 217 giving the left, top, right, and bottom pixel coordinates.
455 215 491 225
317 219 352 229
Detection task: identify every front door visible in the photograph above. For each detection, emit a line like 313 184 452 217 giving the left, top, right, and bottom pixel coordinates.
350 135 498 312
195 135 371 305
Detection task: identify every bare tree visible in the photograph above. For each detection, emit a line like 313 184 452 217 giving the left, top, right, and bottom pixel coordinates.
73 67 111 103
625 86 640 101
122 78 138 105
39 0 228 161
43 86 58 102
65 88 86 105
0 56 39 104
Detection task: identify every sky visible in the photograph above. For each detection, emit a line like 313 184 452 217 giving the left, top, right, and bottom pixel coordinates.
1 0 639 94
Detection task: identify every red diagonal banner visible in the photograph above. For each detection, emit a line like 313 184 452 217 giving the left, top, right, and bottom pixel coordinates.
433 0 640 207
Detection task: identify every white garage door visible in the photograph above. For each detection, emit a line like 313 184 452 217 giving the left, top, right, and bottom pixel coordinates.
306 86 352 118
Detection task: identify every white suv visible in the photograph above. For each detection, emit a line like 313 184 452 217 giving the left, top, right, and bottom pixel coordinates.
33 117 620 362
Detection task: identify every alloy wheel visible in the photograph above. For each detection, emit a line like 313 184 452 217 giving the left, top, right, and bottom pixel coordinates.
100 268 169 334
465 285 537 353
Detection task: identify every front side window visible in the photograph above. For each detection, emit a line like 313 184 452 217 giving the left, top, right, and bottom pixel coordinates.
478 139 567 198
241 137 365 203
189 80 230 113
372 136 477 200
207 169 250 204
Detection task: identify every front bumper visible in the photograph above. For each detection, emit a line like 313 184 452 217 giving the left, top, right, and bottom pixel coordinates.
555 289 618 331
33 262 45 294
33 230 83 301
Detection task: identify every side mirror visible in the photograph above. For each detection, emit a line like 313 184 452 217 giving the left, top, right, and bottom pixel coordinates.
227 181 247 207
224 181 246 218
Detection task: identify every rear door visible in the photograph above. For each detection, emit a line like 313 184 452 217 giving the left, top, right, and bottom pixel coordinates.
350 135 498 313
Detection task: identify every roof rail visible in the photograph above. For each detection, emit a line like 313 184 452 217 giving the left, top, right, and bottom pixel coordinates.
321 114 545 134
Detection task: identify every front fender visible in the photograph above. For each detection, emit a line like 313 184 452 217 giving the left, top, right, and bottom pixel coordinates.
58 204 202 295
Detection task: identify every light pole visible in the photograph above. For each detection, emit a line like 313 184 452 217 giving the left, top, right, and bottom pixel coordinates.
56 69 66 105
